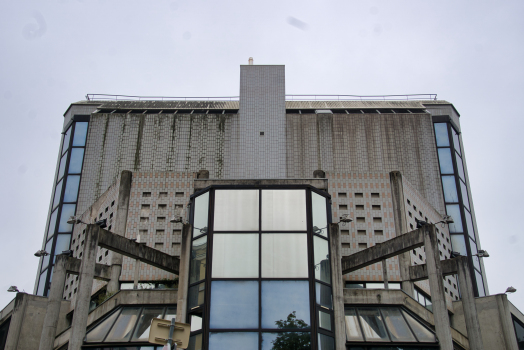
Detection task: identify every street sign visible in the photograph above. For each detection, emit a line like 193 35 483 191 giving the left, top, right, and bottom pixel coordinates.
148 318 191 349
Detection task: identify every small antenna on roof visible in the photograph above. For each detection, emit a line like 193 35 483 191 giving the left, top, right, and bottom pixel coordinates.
248 57 253 65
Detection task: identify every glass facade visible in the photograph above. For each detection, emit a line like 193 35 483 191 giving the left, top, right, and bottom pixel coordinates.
187 187 334 350
36 119 89 296
433 122 486 297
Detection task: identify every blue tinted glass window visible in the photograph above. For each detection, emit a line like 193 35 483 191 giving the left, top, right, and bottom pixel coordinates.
460 180 470 210
456 155 465 180
441 176 459 203
57 153 67 181
469 238 481 271
315 283 333 309
312 192 328 237
209 332 258 350
41 239 53 270
68 148 84 174
450 235 467 256
512 318 524 349
464 209 475 241
434 123 450 147
47 209 58 239
314 236 331 284
318 333 335 350
54 234 71 262
446 204 463 233
437 148 454 174
53 180 63 208
62 126 71 154
475 270 485 297
261 281 310 329
189 236 207 284
63 175 81 202
58 204 76 232
262 332 311 350
210 281 258 329
72 122 88 146
37 270 47 296
452 128 461 155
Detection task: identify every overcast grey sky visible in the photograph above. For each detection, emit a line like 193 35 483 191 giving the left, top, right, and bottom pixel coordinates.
1 0 523 311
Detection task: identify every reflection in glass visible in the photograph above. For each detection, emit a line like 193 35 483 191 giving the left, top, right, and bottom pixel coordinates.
58 204 76 232
68 148 84 174
262 190 307 231
438 148 454 174
345 308 364 341
132 308 164 341
214 190 259 231
475 270 485 297
261 281 310 329
262 234 308 278
446 204 463 233
512 318 524 349
62 126 71 154
210 281 258 329
402 310 436 342
460 180 470 209
312 192 328 237
189 236 207 284
319 310 332 331
105 307 140 342
58 153 68 181
212 234 258 278
381 308 416 342
209 332 258 350
314 236 331 284
367 283 385 289
188 283 205 310
190 314 202 332
464 209 475 241
193 191 209 236
63 175 81 202
37 271 47 296
72 122 88 146
47 209 58 240
434 123 450 147
53 234 71 262
318 334 335 350
450 235 467 256
456 155 466 181
470 239 481 271
262 332 311 350
85 309 121 342
164 307 177 323
315 283 333 309
358 308 389 341
442 176 459 202
41 239 53 270
187 333 203 350
53 180 63 208
452 128 461 155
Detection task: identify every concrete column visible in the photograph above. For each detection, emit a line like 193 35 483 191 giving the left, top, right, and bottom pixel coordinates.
382 259 389 289
496 294 520 350
107 170 132 294
423 225 453 350
389 171 414 296
328 223 345 350
456 257 484 349
133 259 141 289
4 293 28 350
69 225 99 350
176 224 192 323
38 255 68 350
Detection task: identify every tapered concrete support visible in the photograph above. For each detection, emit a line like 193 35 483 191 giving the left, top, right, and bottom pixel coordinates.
133 259 141 289
423 225 453 350
456 257 484 350
38 255 68 350
382 259 389 289
107 170 132 294
329 224 345 350
389 171 414 296
69 225 99 350
176 224 192 324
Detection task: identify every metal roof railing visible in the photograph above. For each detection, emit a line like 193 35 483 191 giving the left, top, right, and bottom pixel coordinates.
85 94 240 102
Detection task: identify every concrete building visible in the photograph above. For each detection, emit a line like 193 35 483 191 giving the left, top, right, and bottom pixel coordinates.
0 62 523 350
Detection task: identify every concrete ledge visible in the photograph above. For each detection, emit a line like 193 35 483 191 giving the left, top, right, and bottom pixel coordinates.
409 257 460 282
64 257 112 281
193 179 329 191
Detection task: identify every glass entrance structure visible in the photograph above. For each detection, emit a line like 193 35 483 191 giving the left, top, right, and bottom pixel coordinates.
187 186 335 350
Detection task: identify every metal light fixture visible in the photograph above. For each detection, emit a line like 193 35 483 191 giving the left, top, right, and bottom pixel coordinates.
7 286 19 293
415 218 429 228
61 250 73 257
450 251 461 258
435 215 454 227
474 250 489 258
505 286 517 294
67 216 89 225
34 250 50 257
338 214 353 226
95 218 107 229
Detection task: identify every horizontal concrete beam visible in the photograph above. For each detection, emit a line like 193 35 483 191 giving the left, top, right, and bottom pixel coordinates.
193 178 329 190
64 257 112 281
96 227 180 275
341 228 425 274
409 257 463 282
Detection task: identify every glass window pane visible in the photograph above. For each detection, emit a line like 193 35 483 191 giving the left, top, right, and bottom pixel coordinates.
85 309 121 342
187 333 203 350
262 190 307 231
316 283 333 309
381 308 416 342
358 308 389 342
188 282 205 310
53 234 71 262
512 318 524 350
189 236 207 284
401 310 436 342
214 190 259 231
434 123 450 147
319 310 332 331
193 191 209 236
345 308 364 341
68 148 84 174
367 283 385 289
41 239 53 270
437 148 454 174
105 307 141 342
450 235 467 256
63 175 81 202
72 122 88 146
209 332 258 350
58 204 76 232
388 283 402 290
163 307 176 322
262 234 308 278
53 180 63 208
47 209 58 240
212 234 258 278
452 128 461 155
464 209 476 241
314 236 331 284
132 307 164 341
460 180 470 210
446 204 463 233
262 332 311 350
470 239 481 271
442 176 459 203
312 192 328 237
261 280 310 329
456 154 466 181
346 283 364 289
190 314 202 332
318 334 335 350
62 126 71 154
57 152 67 181
210 281 258 329
37 270 47 296
475 270 485 297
